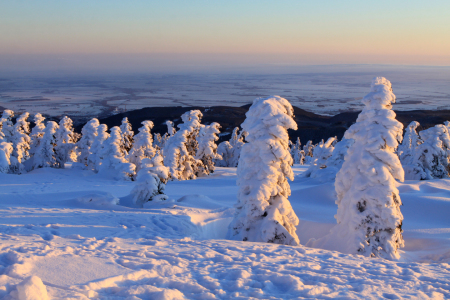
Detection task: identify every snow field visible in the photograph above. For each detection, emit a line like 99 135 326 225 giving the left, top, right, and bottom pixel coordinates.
0 166 449 299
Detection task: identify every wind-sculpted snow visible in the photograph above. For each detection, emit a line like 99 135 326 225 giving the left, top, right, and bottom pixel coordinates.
0 166 449 299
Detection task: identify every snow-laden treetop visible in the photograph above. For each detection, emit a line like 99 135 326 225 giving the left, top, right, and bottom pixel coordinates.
242 95 298 144
362 77 396 110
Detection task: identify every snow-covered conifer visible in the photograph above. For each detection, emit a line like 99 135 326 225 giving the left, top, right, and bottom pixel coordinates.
87 124 109 171
405 125 450 180
216 127 246 167
153 133 163 150
195 122 222 175
166 120 176 136
55 116 78 168
130 155 170 206
33 121 59 169
127 121 156 173
0 142 13 173
163 110 203 180
290 137 304 165
302 137 336 178
120 117 134 153
76 118 99 168
0 110 15 142
29 113 46 156
227 96 300 246
11 112 31 164
398 121 422 164
319 77 404 259
303 140 315 163
99 126 135 180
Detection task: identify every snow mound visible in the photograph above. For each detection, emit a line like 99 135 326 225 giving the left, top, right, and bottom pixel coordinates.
15 276 49 300
176 194 224 209
76 192 120 206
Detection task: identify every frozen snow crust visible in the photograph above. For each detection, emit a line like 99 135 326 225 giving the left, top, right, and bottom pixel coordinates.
0 166 449 299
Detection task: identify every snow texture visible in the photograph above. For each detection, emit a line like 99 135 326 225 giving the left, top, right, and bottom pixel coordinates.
310 77 405 259
227 96 300 246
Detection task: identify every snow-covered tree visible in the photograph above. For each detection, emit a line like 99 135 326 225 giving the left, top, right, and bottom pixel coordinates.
76 118 100 168
216 127 246 167
153 133 163 150
321 77 405 259
302 137 336 178
127 121 156 173
87 124 109 171
33 121 59 169
227 96 300 246
405 125 450 180
290 137 304 165
398 121 422 164
166 120 176 136
130 155 170 206
303 140 315 163
98 126 135 180
195 122 222 175
0 110 15 142
11 112 31 165
0 142 13 173
163 110 203 180
55 116 78 168
29 113 46 156
120 117 134 153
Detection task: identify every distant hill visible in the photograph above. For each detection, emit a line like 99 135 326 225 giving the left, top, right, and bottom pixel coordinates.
73 105 450 144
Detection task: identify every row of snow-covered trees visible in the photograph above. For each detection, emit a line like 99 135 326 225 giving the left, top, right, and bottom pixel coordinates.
227 77 405 260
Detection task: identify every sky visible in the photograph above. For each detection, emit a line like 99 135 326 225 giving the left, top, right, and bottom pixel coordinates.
1 0 450 72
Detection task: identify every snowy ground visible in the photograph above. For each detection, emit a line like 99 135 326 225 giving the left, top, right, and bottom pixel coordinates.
0 165 449 299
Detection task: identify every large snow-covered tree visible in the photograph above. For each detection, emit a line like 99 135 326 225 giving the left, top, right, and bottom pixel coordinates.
76 118 100 168
324 77 405 259
29 113 46 157
55 116 78 168
33 121 59 169
227 96 300 246
163 110 204 180
127 121 156 173
120 117 134 154
195 122 222 175
99 126 136 180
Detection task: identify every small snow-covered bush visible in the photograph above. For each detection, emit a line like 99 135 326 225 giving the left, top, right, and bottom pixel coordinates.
398 121 422 165
290 137 304 165
227 96 300 246
316 77 405 259
303 140 315 163
0 110 15 142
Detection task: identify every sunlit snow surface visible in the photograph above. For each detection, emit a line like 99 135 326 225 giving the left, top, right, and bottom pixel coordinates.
0 166 449 299
1 65 450 118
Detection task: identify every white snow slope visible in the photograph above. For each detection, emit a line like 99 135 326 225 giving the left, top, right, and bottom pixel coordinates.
0 165 449 299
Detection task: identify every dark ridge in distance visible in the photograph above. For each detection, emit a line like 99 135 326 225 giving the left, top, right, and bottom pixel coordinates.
71 105 450 144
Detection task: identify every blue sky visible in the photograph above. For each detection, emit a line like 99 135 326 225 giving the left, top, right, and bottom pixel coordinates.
1 1 450 66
